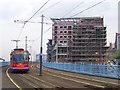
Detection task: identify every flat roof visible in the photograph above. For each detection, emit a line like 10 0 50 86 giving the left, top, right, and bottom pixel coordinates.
51 17 103 21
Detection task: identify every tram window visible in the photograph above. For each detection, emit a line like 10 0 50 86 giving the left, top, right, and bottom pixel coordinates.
13 52 29 62
13 53 24 62
23 52 29 61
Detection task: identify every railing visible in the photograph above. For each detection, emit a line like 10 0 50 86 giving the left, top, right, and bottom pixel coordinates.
43 62 120 79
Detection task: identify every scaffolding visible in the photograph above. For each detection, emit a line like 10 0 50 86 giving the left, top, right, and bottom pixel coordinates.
51 17 107 63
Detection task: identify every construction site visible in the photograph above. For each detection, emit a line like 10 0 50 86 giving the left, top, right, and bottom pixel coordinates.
47 17 108 63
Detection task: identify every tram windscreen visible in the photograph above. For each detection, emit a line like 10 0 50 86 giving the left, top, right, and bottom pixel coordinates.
13 52 29 63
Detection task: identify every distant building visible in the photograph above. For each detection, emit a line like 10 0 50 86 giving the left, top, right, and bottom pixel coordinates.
118 1 120 33
36 54 47 62
109 43 114 50
115 33 120 50
48 17 107 63
118 2 120 48
46 39 52 62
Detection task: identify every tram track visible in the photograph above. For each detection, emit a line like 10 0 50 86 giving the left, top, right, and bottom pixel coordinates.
5 63 120 90
31 64 100 89
29 65 57 88
20 74 51 88
6 68 36 89
8 67 56 89
43 68 120 88
6 67 22 90
7 64 72 90
30 64 92 89
30 64 80 89
34 63 120 89
20 67 57 88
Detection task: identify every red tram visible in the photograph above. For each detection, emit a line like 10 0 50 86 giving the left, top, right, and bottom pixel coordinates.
10 48 30 72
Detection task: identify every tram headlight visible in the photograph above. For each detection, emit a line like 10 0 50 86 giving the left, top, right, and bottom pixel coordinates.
13 63 16 67
24 63 28 67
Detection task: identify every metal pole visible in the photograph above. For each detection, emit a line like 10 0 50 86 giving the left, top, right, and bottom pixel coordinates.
56 43 58 63
16 41 18 48
39 14 44 76
25 36 27 51
67 44 68 63
16 40 20 48
29 46 33 65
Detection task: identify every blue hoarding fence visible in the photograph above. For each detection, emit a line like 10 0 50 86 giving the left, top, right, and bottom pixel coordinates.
0 61 10 67
43 62 120 79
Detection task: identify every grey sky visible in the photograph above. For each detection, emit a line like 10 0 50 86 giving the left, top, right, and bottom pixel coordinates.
0 0 119 60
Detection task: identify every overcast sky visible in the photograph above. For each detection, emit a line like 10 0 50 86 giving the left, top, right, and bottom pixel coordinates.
0 0 119 60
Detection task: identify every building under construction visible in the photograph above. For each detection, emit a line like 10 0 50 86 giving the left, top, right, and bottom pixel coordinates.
46 39 52 62
49 17 107 63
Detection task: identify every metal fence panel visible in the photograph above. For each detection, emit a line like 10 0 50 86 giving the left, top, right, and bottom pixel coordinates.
43 62 120 79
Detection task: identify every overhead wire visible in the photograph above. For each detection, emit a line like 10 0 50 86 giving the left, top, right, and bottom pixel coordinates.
40 0 85 41
47 0 107 46
17 0 50 40
31 15 53 42
70 0 106 18
25 0 50 22
35 0 107 55
35 0 106 41
21 0 106 47
31 0 64 42
17 0 63 41
43 0 106 34
62 0 85 18
37 0 64 15
55 0 106 29
34 26 52 41
17 23 26 40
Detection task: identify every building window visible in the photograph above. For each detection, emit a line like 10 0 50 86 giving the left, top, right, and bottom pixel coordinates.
68 31 71 34
60 31 63 33
64 41 67 43
55 31 57 34
68 26 72 30
64 26 67 28
60 26 63 28
64 31 67 33
60 36 63 38
68 36 71 38
55 36 57 38
64 36 67 38
60 41 63 43
55 41 57 44
81 21 83 23
54 26 57 30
